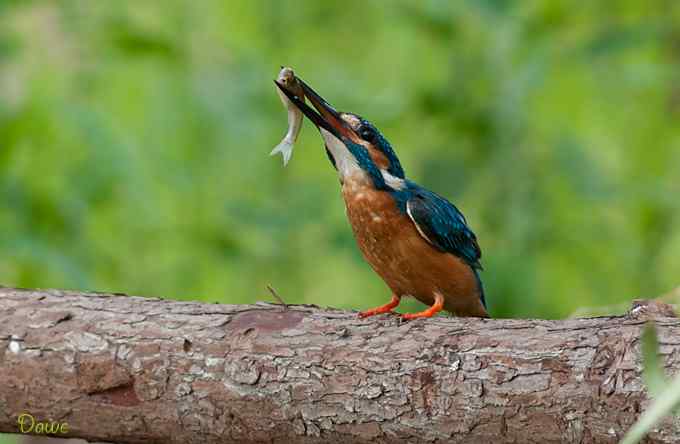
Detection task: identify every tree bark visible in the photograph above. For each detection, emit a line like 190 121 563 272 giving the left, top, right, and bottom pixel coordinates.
0 287 678 444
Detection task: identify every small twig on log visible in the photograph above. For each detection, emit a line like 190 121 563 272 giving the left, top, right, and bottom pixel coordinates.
267 284 288 310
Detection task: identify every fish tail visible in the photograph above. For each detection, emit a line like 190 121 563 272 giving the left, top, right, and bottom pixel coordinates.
270 140 294 166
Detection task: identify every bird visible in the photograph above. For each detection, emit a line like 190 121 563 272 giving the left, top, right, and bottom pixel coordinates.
275 76 488 319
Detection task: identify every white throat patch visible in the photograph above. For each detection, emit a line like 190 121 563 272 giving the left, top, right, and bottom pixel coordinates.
319 128 361 178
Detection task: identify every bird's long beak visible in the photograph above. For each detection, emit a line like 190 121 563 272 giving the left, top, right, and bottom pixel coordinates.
274 77 361 143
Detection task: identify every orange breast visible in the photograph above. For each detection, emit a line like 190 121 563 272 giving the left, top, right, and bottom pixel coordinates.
341 175 487 317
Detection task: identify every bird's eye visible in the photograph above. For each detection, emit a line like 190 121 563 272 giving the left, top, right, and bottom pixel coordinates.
359 127 375 142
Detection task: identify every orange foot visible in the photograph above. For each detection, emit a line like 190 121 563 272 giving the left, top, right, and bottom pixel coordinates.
401 293 444 320
358 295 401 318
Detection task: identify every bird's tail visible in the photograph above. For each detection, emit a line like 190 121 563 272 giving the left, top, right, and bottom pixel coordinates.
474 268 487 311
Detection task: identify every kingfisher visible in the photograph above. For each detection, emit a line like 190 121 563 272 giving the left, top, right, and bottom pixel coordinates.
275 76 488 319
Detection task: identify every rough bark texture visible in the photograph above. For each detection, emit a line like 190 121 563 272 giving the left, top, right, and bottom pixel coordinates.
0 287 678 444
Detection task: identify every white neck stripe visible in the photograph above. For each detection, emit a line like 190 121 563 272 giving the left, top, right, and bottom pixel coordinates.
381 169 406 190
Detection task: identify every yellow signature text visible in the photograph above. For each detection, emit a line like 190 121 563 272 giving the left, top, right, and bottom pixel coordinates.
17 413 69 434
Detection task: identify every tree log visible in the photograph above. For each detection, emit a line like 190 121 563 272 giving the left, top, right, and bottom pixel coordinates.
0 287 678 444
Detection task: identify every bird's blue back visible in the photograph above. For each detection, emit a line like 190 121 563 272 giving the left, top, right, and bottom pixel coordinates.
391 181 486 308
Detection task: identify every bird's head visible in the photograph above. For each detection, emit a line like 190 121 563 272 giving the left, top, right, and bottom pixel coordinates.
276 75 405 190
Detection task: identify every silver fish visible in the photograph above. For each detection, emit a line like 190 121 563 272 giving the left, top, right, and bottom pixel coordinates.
271 67 305 166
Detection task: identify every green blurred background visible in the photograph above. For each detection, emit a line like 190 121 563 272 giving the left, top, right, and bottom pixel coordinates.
2 1 680 326
1 0 680 440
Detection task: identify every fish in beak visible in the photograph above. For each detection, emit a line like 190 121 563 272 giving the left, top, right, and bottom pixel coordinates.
274 77 363 146
274 72 403 183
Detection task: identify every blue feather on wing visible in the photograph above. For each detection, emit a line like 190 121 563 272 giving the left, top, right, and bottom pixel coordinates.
402 185 486 308
404 186 482 270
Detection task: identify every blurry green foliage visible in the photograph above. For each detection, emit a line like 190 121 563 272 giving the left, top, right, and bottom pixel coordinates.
641 323 665 399
621 323 680 444
1 0 679 323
